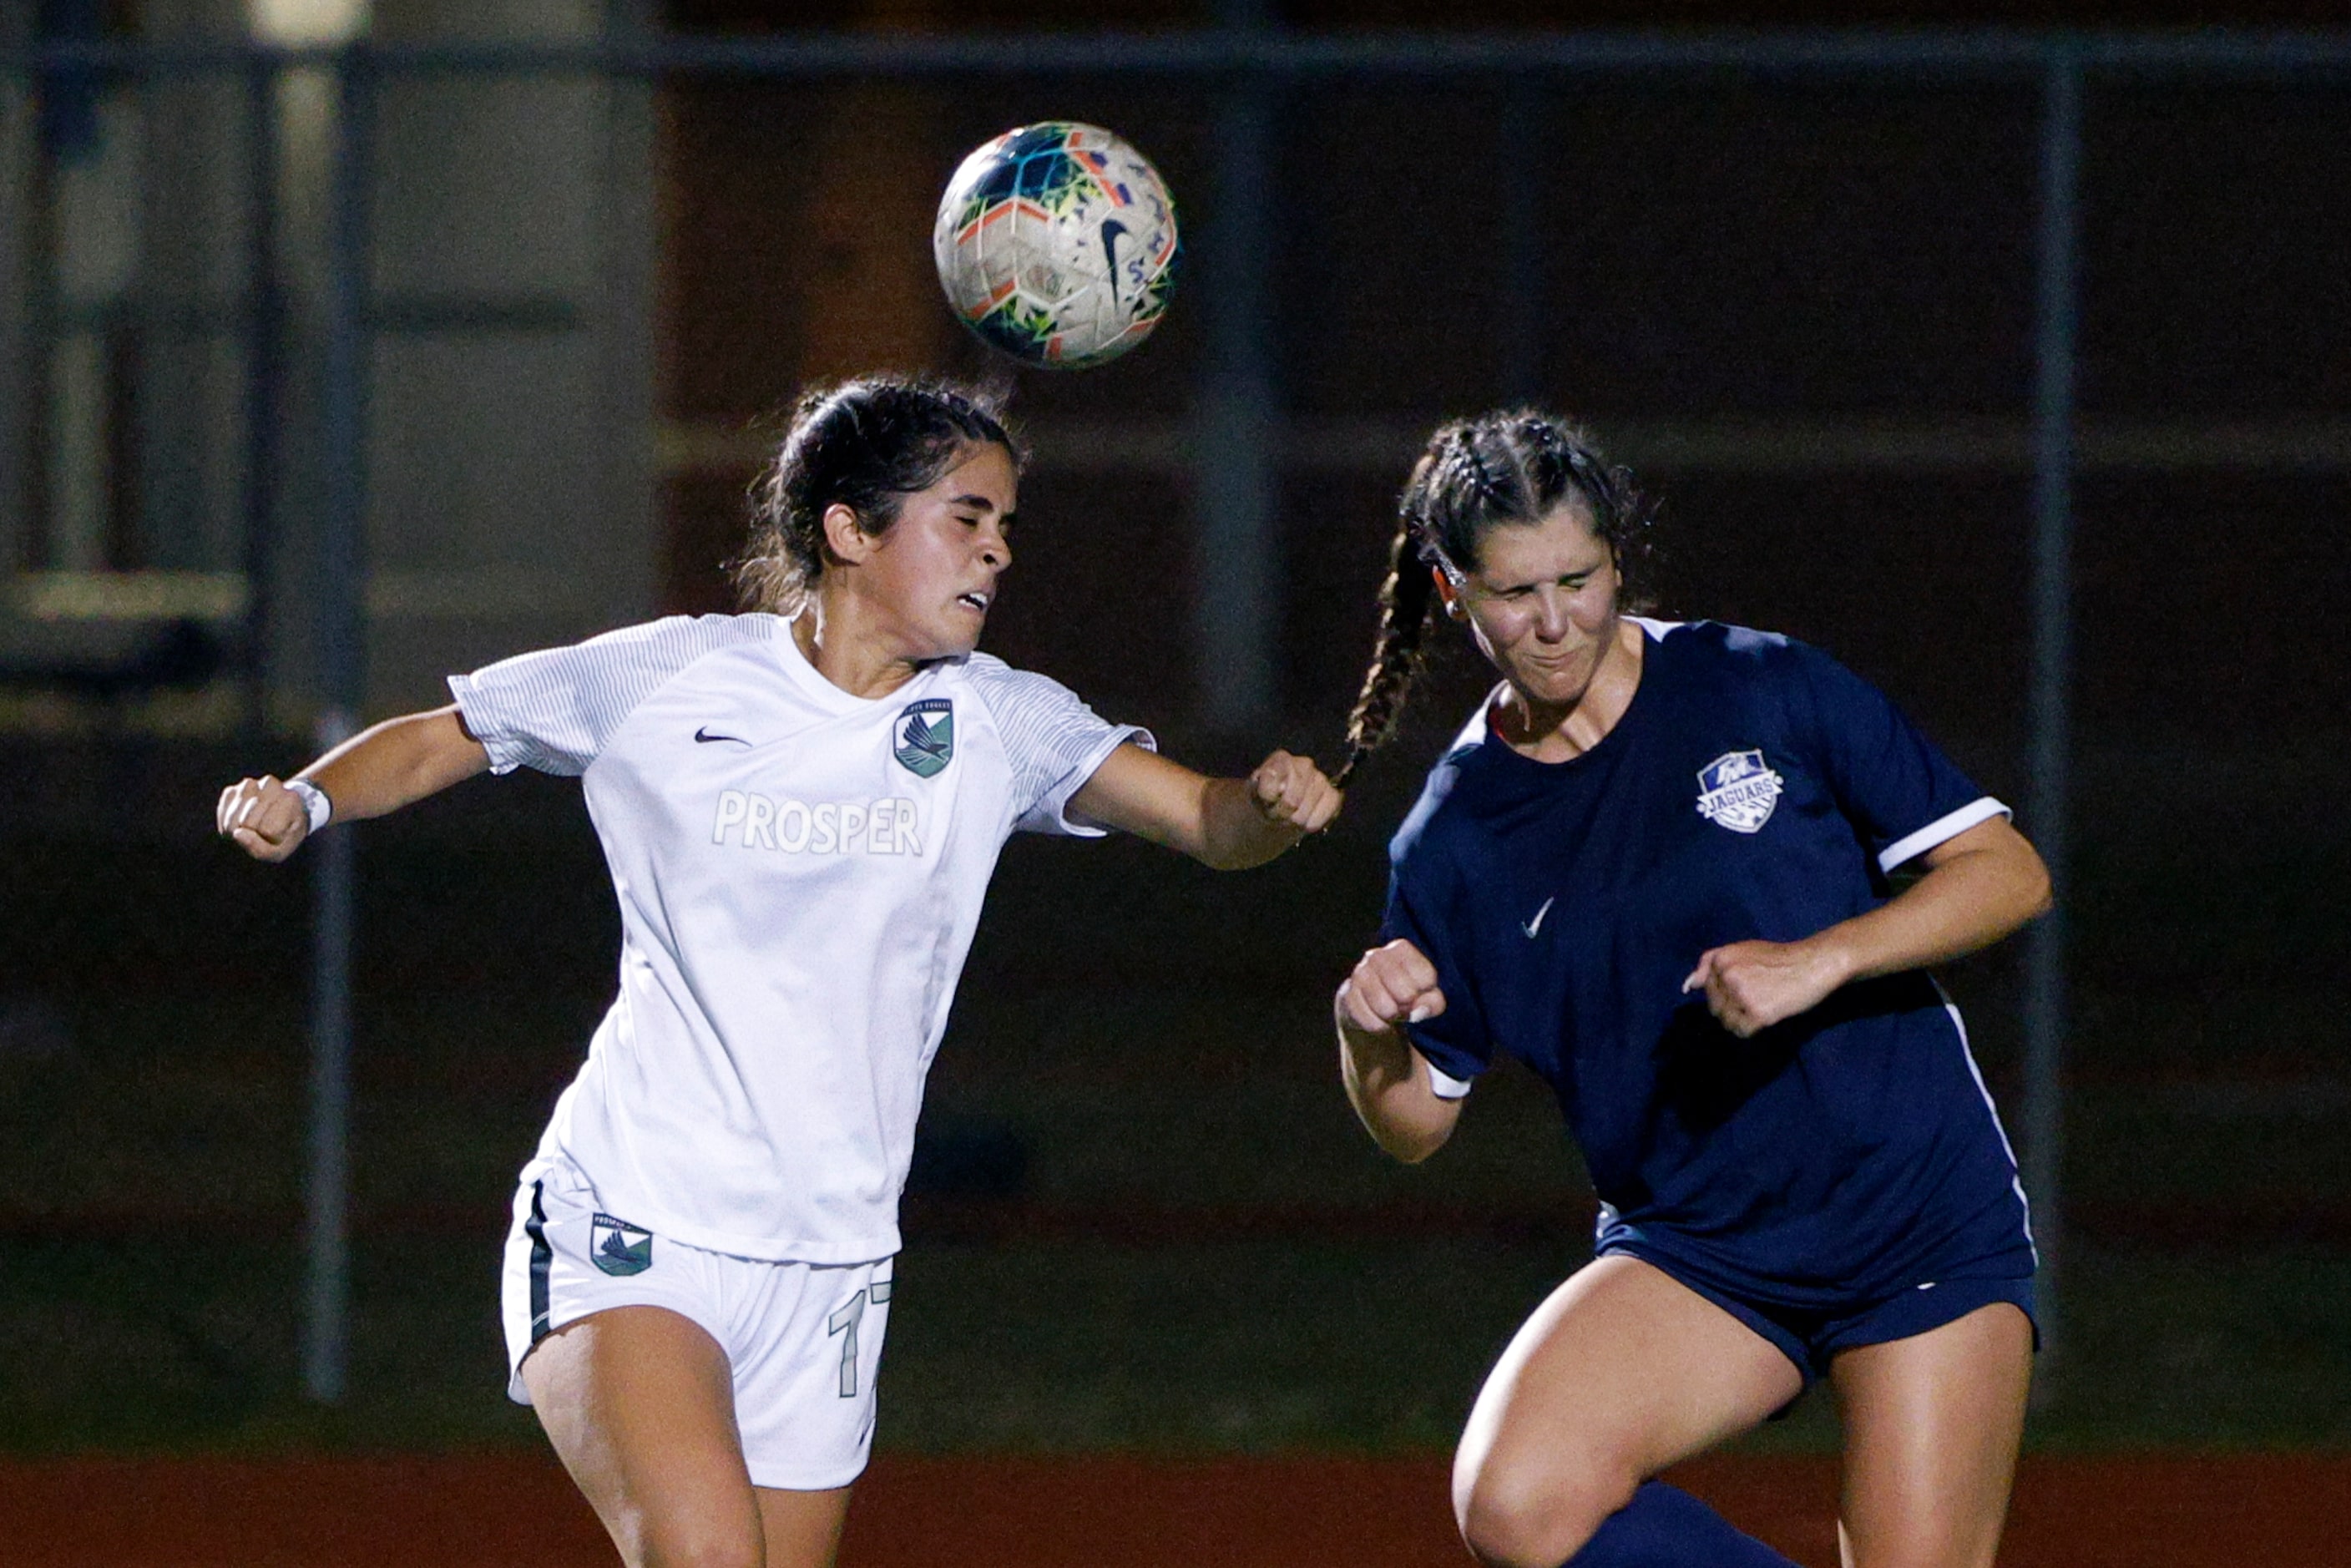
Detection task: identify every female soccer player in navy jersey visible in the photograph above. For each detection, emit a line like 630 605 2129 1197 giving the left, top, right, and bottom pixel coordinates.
215 377 1341 1568
1332 411 2050 1568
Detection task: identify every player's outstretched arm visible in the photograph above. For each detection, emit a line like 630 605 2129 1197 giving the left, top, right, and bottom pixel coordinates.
1683 814 2053 1039
1069 742 1340 871
1335 938 1462 1164
215 704 489 862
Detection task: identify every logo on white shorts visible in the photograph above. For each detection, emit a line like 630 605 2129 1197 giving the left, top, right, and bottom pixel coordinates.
590 1213 653 1277
1696 750 1784 834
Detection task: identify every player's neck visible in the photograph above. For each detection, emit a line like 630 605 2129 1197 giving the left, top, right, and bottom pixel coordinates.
791 601 932 701
1495 617 1645 762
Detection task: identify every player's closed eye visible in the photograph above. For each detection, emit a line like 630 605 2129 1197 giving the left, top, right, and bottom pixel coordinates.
1494 581 1567 603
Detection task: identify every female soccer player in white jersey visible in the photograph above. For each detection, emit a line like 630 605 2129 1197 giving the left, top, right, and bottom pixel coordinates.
215 377 1340 1568
1331 412 2050 1568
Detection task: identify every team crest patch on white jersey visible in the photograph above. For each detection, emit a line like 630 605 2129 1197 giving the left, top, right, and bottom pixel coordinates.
1696 750 1784 834
893 699 954 777
590 1213 654 1277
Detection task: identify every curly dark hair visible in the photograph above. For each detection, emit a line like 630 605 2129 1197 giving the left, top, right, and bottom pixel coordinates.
1336 410 1656 787
735 375 1024 615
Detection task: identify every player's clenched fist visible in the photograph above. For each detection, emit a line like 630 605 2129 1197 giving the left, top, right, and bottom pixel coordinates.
1248 749 1342 834
1681 937 1850 1039
216 775 312 862
1337 938 1447 1035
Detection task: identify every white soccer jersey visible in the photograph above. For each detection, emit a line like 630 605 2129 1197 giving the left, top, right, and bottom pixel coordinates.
449 614 1150 1264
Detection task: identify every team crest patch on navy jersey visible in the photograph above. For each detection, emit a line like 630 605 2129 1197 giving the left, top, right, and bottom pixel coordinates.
893 699 954 778
589 1213 654 1276
1696 750 1784 834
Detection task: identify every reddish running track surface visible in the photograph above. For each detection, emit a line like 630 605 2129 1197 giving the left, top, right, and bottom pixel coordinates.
0 1452 2341 1566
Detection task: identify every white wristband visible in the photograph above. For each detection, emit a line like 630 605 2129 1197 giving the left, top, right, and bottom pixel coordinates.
287 777 332 834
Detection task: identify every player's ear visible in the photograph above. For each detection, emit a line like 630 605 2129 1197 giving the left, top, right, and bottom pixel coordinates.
822 502 877 566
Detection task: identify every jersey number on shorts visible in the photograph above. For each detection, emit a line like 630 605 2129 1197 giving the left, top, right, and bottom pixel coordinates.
827 1278 892 1398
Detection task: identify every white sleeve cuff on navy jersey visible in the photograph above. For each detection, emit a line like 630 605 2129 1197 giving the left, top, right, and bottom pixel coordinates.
1419 1053 1475 1100
1878 797 2011 874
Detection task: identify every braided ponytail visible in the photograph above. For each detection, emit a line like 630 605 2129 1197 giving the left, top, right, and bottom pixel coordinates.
1336 502 1439 788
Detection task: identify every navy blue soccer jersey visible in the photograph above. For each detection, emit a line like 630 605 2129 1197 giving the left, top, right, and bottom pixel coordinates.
1381 619 2035 1309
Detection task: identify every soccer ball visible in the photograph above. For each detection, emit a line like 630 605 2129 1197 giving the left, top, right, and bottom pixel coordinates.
932 121 1180 370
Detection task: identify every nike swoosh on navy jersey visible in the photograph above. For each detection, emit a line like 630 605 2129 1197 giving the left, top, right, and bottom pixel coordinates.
694 726 750 746
1522 896 1555 938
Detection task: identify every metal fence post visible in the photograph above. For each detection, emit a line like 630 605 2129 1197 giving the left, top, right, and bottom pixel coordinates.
2024 46 2081 1394
305 42 374 1408
241 55 283 741
1497 79 1545 407
0 11 31 575
306 707 356 1404
1192 4 1279 734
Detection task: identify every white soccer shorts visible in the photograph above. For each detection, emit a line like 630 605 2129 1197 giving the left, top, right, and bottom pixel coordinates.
500 1152 894 1490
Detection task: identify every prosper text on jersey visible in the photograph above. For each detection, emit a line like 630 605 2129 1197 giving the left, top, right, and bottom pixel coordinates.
710 792 924 856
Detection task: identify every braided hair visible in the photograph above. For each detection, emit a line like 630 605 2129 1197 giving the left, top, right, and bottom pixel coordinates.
736 375 1024 616
1335 411 1652 787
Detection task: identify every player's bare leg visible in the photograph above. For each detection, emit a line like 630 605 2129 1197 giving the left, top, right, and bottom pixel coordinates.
757 1484 854 1568
1452 1253 1805 1568
1830 1302 2032 1568
522 1304 853 1568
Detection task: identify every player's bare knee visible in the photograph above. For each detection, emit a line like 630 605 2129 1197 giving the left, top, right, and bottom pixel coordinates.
1454 1451 1637 1568
596 1487 766 1568
1842 1525 2003 1568
630 1521 765 1568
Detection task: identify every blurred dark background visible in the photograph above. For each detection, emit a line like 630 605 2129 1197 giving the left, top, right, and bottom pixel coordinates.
0 0 2345 1456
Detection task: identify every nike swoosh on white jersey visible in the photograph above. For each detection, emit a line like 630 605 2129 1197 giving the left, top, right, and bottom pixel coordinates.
1522 896 1555 938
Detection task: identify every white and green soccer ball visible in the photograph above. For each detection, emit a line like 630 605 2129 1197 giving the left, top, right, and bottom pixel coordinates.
932 121 1181 370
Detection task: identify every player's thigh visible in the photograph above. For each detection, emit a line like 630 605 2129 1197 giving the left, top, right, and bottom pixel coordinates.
1454 1253 1806 1568
522 1304 766 1568
1830 1302 2032 1568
